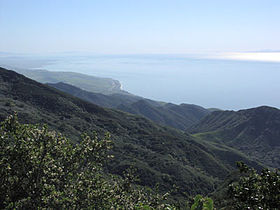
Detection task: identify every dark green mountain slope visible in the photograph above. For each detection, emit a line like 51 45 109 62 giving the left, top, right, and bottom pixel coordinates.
0 67 263 200
47 82 142 108
189 107 280 168
47 82 210 129
117 100 210 130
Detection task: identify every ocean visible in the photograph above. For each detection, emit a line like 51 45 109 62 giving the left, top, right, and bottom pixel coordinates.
1 53 280 110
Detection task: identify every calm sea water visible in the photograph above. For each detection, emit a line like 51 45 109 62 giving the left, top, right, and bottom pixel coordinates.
2 54 280 110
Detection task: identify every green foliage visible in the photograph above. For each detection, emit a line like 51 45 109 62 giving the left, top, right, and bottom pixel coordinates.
0 114 173 209
190 195 214 210
228 162 280 209
189 106 280 169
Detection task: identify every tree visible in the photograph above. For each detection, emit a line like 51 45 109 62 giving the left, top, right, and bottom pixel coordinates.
228 162 280 209
190 195 213 210
0 114 172 209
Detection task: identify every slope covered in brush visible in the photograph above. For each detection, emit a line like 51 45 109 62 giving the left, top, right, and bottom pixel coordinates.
48 82 210 130
189 107 280 168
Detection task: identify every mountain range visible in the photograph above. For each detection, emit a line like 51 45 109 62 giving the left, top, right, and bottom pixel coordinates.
47 82 211 130
0 66 267 203
44 73 280 170
189 107 280 168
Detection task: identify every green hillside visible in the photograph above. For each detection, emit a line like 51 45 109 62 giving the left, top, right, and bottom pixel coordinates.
47 82 142 108
13 68 127 95
189 107 280 168
48 82 210 130
117 101 210 130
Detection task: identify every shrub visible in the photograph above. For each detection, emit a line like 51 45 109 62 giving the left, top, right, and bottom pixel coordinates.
0 114 172 209
228 162 280 209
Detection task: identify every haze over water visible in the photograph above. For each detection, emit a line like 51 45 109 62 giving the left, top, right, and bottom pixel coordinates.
30 54 280 110
1 1 280 110
1 52 280 110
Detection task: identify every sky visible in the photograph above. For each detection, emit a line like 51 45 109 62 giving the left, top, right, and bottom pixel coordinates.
1 0 280 54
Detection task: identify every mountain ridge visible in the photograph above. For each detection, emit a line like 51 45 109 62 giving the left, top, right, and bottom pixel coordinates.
189 106 280 168
48 82 210 130
0 66 264 200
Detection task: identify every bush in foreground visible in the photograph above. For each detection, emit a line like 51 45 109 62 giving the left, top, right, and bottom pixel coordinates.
4 114 279 210
0 114 173 209
228 162 280 209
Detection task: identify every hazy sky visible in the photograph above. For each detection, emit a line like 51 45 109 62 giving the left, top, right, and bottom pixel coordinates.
1 0 280 54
